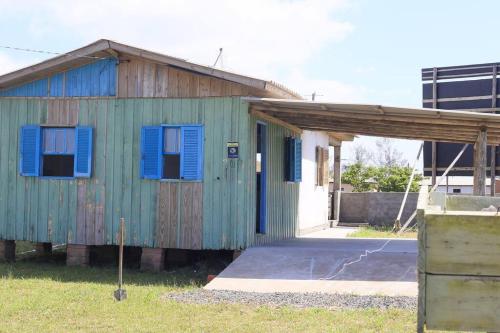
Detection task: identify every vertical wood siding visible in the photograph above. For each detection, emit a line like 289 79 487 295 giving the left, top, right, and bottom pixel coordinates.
0 97 298 249
117 59 269 98
0 59 116 97
249 115 300 246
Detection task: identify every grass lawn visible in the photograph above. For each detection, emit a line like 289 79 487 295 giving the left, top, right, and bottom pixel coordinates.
347 226 417 239
0 253 424 333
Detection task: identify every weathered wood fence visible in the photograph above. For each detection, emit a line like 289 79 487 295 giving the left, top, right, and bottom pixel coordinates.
417 188 500 332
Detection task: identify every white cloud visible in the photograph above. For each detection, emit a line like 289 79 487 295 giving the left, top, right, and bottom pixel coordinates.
286 70 367 102
354 65 376 74
0 53 31 75
0 0 366 106
0 0 353 81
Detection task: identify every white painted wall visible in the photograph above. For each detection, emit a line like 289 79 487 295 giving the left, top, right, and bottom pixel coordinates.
298 130 330 232
434 185 491 195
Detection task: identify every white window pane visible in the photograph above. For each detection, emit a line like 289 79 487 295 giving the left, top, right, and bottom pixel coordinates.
164 128 180 153
66 129 75 154
43 128 55 153
55 129 66 153
43 127 75 154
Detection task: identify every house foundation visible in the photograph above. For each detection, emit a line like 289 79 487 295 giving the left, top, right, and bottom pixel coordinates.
35 242 52 255
0 240 15 262
141 248 165 272
66 244 90 267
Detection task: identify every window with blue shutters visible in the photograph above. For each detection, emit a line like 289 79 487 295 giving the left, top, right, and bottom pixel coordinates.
19 125 93 178
285 136 302 182
140 125 203 181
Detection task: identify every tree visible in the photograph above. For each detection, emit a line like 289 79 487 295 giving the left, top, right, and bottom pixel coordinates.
375 138 407 167
341 163 378 192
374 165 422 192
351 143 374 165
342 163 422 192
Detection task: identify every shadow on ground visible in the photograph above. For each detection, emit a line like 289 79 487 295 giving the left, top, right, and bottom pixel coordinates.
0 248 230 287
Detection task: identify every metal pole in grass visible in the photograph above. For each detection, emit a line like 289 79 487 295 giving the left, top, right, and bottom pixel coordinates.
114 218 127 301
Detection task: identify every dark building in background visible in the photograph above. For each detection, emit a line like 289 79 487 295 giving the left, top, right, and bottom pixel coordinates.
422 63 500 185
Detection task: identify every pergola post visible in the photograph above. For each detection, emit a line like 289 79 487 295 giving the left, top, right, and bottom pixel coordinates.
332 144 342 221
491 145 496 196
431 67 438 186
490 66 497 197
473 129 487 196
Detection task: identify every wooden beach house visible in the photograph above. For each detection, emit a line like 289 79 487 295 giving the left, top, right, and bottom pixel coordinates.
0 40 336 270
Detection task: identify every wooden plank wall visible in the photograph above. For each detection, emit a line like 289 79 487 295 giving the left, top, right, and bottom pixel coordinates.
249 115 300 246
0 58 116 97
156 182 202 249
421 209 500 332
0 97 299 250
117 58 269 98
426 213 500 276
426 275 500 332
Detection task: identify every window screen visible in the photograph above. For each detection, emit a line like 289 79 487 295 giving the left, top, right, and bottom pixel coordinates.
164 127 180 153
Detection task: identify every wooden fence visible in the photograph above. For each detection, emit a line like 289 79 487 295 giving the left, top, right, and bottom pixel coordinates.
417 188 500 332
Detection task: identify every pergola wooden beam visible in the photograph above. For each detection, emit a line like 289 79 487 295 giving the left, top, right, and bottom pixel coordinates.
246 98 500 196
246 99 500 145
249 109 302 134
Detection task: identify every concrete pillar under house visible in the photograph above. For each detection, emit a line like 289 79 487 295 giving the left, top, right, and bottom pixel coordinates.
34 242 52 255
66 244 90 267
0 240 15 262
141 248 166 272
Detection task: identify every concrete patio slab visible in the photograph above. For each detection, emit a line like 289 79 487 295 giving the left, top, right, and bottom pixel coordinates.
205 233 417 296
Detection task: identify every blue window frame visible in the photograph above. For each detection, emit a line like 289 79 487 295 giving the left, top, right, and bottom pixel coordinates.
140 125 203 181
285 136 302 182
19 125 93 178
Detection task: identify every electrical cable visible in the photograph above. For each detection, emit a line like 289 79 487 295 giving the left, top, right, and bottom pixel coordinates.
319 238 393 280
0 44 107 60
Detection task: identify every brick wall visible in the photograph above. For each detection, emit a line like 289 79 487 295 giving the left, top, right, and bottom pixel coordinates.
339 192 418 226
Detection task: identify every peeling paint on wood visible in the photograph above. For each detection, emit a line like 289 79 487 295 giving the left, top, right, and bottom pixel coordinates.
0 97 299 249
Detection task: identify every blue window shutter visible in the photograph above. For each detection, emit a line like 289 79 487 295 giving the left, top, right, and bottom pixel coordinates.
74 127 93 178
141 126 162 179
20 126 41 176
285 137 293 182
294 138 302 182
180 126 203 180
285 137 302 183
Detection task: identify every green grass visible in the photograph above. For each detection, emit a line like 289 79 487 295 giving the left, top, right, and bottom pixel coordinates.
15 241 35 254
347 226 417 239
0 255 423 332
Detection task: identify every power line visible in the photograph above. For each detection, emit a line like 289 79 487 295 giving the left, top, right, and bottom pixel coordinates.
0 44 107 60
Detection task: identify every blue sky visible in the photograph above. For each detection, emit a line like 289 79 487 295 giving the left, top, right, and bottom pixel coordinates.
0 0 497 167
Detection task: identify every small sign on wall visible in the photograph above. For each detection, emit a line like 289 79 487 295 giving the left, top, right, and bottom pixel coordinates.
227 142 239 158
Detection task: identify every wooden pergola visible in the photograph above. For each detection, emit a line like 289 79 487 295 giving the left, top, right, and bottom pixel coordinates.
246 97 500 198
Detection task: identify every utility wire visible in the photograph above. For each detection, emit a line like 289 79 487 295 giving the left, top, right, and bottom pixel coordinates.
0 44 107 60
319 238 393 280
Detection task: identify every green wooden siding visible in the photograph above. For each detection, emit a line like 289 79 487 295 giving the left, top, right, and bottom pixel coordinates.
0 97 299 249
249 115 300 246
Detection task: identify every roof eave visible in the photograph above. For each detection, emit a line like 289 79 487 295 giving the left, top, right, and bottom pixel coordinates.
0 39 281 93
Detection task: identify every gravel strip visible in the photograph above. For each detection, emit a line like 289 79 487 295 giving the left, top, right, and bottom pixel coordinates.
164 289 417 310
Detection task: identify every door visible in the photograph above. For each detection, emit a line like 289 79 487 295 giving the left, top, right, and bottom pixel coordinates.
256 122 267 234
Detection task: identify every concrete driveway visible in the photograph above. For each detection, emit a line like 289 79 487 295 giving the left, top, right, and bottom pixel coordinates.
205 228 417 296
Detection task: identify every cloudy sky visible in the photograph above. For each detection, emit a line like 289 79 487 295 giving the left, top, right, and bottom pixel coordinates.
0 0 498 167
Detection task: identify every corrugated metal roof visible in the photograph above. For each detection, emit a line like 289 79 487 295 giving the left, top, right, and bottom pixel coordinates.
245 98 500 144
